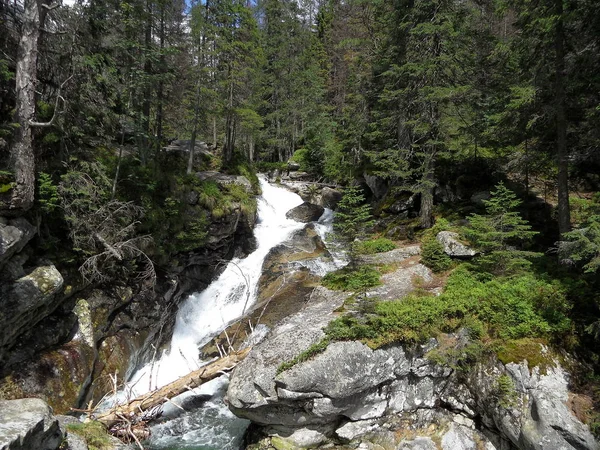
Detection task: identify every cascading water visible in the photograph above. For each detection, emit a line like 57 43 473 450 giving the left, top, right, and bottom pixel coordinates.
107 177 346 449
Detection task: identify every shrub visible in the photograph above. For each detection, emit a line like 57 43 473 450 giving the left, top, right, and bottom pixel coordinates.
323 266 572 350
354 238 396 255
322 266 381 291
421 237 452 272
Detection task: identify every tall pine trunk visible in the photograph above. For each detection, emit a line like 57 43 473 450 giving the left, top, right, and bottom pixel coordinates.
5 0 45 213
554 0 570 236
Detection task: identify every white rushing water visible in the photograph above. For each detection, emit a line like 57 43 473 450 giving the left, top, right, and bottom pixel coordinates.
106 177 348 449
105 177 319 449
123 177 305 398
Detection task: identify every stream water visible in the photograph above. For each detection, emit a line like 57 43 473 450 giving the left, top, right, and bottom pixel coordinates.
109 177 344 450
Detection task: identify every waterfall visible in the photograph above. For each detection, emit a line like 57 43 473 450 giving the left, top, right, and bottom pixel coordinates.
108 177 307 449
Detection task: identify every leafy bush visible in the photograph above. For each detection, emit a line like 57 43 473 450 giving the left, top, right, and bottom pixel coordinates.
354 238 396 255
322 266 381 291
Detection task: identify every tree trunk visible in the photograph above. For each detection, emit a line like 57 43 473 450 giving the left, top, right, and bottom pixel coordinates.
419 152 435 229
554 0 570 236
4 0 43 213
95 348 250 428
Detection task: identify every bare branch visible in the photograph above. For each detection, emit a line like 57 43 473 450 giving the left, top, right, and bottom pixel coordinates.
29 74 73 127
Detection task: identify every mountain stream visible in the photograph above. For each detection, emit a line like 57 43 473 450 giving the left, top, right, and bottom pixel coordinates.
108 177 345 450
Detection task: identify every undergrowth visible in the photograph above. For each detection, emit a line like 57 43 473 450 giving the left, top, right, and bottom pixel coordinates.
321 266 381 291
354 237 396 255
322 265 572 352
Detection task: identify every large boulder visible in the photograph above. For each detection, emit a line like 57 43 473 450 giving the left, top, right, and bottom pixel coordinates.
228 243 597 450
364 174 389 200
0 398 64 450
436 231 477 258
321 187 342 209
0 265 64 366
286 202 325 223
0 217 35 272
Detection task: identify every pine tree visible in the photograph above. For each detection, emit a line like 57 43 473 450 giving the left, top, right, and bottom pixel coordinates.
333 186 374 240
465 182 538 273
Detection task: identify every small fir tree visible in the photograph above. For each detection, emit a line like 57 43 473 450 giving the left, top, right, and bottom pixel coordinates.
334 186 374 241
465 182 537 273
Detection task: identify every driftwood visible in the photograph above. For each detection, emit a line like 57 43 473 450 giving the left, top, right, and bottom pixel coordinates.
95 348 250 428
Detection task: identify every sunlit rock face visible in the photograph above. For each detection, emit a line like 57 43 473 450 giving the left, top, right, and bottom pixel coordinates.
228 245 598 450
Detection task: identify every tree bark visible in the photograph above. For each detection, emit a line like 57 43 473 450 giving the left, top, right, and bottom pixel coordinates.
554 0 570 236
5 0 44 213
95 348 250 428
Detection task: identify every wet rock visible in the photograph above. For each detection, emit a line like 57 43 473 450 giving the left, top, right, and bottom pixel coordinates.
201 225 328 358
436 231 477 258
287 171 311 181
227 287 349 425
286 202 325 223
0 398 64 450
0 217 35 272
321 187 342 209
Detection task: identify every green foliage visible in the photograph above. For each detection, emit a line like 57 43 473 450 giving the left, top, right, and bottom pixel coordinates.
66 422 114 450
37 172 60 214
334 186 375 240
495 374 518 408
421 238 452 273
323 265 571 351
420 217 453 272
354 238 396 255
561 196 600 274
321 266 381 292
277 339 330 375
290 148 310 171
465 182 538 273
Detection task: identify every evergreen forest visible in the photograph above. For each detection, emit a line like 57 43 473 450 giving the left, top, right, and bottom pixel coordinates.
1 0 600 445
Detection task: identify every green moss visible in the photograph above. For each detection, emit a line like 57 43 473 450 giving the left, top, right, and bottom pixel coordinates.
0 183 14 194
277 339 330 375
495 338 556 373
66 421 114 450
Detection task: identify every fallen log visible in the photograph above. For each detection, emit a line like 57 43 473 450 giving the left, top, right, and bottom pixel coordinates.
95 348 250 428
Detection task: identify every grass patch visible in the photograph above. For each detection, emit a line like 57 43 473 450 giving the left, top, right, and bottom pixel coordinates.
321 266 381 291
277 339 330 375
354 238 396 255
66 421 114 450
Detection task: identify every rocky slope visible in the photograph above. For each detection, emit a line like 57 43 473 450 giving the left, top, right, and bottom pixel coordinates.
0 173 257 414
226 245 599 450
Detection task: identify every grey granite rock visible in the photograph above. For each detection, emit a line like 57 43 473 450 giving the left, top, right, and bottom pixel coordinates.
0 398 63 450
